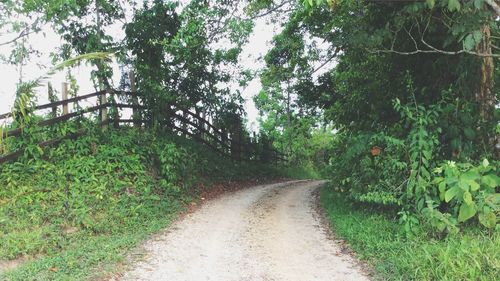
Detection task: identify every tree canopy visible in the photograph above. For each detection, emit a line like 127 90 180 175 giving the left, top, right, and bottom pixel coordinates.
254 0 499 232
0 0 499 232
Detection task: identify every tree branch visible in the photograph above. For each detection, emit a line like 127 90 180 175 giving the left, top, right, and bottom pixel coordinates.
371 16 500 58
0 27 34 47
207 1 241 43
248 0 294 20
311 48 341 74
485 0 500 17
368 47 500 58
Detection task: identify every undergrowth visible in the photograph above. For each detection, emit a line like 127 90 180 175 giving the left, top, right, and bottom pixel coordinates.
280 163 322 180
320 185 500 281
0 127 282 280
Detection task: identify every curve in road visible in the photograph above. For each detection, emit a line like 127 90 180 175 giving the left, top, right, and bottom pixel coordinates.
119 180 369 281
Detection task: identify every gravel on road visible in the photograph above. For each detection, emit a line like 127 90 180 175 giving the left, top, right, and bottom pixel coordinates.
118 180 370 281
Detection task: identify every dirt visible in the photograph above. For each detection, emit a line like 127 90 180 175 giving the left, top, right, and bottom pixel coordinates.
116 180 370 281
0 257 25 276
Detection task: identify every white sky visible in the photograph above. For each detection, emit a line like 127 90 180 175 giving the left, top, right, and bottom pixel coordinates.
0 9 281 132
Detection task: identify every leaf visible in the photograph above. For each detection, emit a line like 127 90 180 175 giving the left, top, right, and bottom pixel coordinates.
472 30 482 44
463 128 475 140
473 0 485 9
482 159 489 167
460 170 479 182
463 191 473 206
458 203 476 222
469 180 480 191
482 174 500 188
433 176 444 184
422 150 432 160
438 181 446 200
445 176 458 185
48 52 111 76
463 34 475 50
485 193 500 205
478 212 496 229
426 0 435 8
447 0 461 11
445 185 460 202
458 180 469 191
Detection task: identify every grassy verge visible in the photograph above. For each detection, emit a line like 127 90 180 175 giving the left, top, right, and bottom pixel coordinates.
1 207 180 280
320 185 500 281
0 128 283 280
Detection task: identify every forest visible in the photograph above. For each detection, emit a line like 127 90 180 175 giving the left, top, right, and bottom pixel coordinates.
0 0 499 280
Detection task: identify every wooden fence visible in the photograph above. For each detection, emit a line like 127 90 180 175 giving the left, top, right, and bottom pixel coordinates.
0 77 286 165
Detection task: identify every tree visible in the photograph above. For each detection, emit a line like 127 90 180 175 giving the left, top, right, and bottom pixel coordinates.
125 0 253 127
305 0 499 133
252 0 499 229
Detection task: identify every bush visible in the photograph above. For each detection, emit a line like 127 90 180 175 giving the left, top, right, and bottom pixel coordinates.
426 160 500 231
326 95 500 233
327 131 407 206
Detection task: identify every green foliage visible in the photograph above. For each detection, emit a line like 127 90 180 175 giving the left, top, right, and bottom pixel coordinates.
322 76 498 233
393 81 442 207
327 131 407 206
429 160 499 229
1 2 498 279
124 0 253 126
270 0 498 231
281 164 322 180
0 52 111 159
0 127 282 279
321 186 500 281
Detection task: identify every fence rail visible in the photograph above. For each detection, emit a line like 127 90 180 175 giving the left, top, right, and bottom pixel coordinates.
0 80 286 165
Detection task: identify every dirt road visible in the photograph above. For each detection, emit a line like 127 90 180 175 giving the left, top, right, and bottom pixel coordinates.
119 180 369 281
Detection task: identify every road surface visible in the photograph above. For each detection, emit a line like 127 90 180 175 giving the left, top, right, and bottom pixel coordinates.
119 180 369 281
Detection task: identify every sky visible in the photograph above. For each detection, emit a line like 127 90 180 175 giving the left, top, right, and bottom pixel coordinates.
0 7 282 132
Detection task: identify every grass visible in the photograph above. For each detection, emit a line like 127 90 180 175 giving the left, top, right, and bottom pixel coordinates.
0 170 186 280
2 209 179 280
320 185 500 281
0 127 283 280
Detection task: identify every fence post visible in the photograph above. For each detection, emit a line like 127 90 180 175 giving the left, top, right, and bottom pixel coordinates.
113 93 119 129
61 82 69 115
48 83 57 117
129 70 140 127
101 92 108 129
99 78 108 129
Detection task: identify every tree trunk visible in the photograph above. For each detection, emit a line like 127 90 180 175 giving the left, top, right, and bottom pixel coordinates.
286 87 292 156
476 23 495 122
